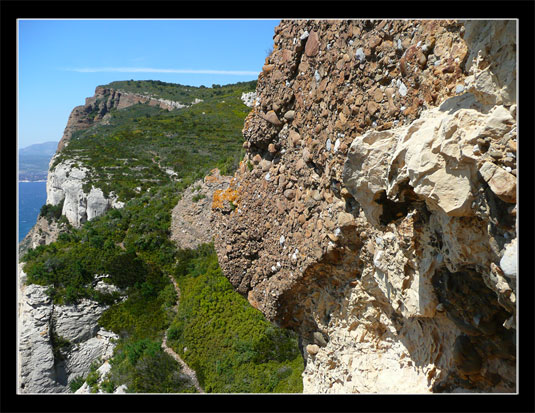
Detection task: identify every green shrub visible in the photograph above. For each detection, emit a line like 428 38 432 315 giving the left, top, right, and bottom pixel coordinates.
86 369 100 388
132 352 196 393
159 283 177 310
39 200 64 223
100 379 116 393
125 339 161 366
167 244 304 393
105 251 147 289
108 338 196 393
69 375 85 393
98 291 169 341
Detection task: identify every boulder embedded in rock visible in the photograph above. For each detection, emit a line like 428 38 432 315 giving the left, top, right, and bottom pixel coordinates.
305 31 320 57
500 238 517 278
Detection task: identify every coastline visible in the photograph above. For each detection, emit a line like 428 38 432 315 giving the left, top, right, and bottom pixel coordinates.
19 181 48 243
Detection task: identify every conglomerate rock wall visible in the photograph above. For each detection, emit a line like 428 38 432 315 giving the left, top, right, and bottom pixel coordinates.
212 19 517 393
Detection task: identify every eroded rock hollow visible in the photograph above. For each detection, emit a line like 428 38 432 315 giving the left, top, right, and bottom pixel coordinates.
212 19 517 393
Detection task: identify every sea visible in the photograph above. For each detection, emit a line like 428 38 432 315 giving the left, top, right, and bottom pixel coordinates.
19 181 47 243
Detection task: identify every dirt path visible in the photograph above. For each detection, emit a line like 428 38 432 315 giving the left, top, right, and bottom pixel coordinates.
162 274 205 393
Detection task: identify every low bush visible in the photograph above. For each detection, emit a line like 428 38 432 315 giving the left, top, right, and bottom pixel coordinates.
167 244 304 393
108 338 196 393
98 290 169 342
39 200 64 223
68 375 85 393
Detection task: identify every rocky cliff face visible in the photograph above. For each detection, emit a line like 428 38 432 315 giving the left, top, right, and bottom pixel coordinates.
212 19 517 393
45 157 124 228
17 265 119 393
46 85 201 227
170 169 232 250
19 215 67 257
57 86 197 152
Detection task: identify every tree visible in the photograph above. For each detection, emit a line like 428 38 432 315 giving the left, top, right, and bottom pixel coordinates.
105 251 147 289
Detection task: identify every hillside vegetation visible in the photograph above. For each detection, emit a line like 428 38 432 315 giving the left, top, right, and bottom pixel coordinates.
51 80 256 201
105 79 255 104
168 244 303 393
21 80 304 393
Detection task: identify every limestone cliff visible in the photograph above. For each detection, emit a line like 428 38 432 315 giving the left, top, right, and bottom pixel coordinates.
212 19 517 393
46 85 198 227
57 85 198 152
17 264 119 393
45 157 124 228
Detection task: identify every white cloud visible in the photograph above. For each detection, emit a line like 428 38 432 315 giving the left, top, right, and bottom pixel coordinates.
64 67 259 76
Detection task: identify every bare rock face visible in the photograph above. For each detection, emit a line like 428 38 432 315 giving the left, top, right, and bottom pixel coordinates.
45 156 123 228
170 168 232 250
17 265 119 393
343 93 516 221
212 19 517 393
19 215 68 257
462 20 516 106
18 281 61 393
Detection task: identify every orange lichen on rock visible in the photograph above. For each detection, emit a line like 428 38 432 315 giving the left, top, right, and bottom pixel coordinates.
204 168 222 184
211 178 240 211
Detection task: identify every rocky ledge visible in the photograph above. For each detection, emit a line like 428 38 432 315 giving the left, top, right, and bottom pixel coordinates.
170 168 232 250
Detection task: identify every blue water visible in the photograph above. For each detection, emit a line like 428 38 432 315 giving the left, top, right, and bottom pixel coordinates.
19 181 47 242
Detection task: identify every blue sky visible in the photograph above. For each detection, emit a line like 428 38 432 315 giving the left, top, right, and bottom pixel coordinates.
18 19 280 148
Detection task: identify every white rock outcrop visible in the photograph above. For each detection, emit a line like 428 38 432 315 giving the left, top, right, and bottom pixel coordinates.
53 299 109 344
342 93 515 225
18 279 63 393
46 156 124 227
65 329 118 382
17 264 119 394
499 238 517 279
